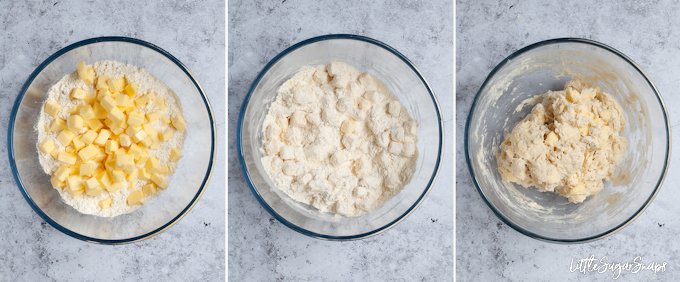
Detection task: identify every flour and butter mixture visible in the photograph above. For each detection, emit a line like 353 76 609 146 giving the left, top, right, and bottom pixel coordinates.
260 62 418 217
497 80 627 203
37 61 186 217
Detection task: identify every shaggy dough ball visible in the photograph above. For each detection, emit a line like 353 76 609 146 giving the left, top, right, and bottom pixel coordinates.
496 80 627 203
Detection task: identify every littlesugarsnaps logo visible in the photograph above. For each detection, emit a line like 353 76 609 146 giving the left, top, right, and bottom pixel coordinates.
570 255 667 279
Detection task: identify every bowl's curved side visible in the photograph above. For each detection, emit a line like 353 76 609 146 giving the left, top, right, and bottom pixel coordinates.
237 34 443 240
465 38 671 244
7 36 216 244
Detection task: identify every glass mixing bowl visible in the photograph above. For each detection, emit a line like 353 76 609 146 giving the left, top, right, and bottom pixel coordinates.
8 37 215 244
466 38 670 243
238 34 443 240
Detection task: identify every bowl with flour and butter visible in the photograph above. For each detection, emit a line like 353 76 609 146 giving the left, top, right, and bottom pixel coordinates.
238 34 443 240
8 37 215 244
466 38 670 243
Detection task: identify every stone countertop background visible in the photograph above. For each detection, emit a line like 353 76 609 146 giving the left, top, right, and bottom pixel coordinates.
0 1 225 281
457 0 680 281
228 1 453 281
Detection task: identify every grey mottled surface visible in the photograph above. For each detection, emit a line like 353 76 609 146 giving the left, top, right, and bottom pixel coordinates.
228 1 453 281
0 1 224 281
457 0 679 281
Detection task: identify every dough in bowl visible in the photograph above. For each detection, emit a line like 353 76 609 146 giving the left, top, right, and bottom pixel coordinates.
496 80 627 203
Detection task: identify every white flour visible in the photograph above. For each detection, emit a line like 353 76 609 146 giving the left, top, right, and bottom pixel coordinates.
260 62 418 217
36 60 186 217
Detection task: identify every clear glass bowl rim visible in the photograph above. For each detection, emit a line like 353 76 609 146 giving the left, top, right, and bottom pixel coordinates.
464 37 671 244
237 34 444 240
7 36 216 245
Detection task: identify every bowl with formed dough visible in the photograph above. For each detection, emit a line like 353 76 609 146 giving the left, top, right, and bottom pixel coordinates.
238 34 443 240
8 37 215 244
466 38 670 243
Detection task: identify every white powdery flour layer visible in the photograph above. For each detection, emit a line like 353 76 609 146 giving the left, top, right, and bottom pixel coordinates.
260 62 418 217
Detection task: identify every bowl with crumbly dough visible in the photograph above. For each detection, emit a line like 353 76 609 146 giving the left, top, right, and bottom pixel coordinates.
466 38 670 243
238 34 443 240
8 37 215 244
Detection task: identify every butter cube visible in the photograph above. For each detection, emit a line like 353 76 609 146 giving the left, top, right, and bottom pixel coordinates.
44 100 61 117
161 115 170 124
105 140 119 153
136 153 149 165
151 173 168 189
86 188 102 196
106 182 124 193
57 151 77 165
127 127 147 143
39 139 56 155
93 102 108 119
146 111 162 122
155 165 170 175
143 126 158 143
124 83 137 97
79 104 95 120
127 111 145 127
54 165 71 182
72 136 85 150
135 93 152 107
84 90 96 103
78 144 99 161
115 134 131 148
96 89 110 101
67 175 82 191
98 173 112 188
171 115 187 132
67 186 84 196
96 76 109 91
127 190 145 205
110 126 125 135
64 146 75 154
99 197 112 209
87 119 103 131
94 129 111 146
108 107 126 123
81 130 98 145
115 94 132 108
128 144 144 157
154 97 167 110
138 167 150 180
105 156 116 170
142 184 157 197
57 130 75 145
92 147 109 163
159 129 175 141
146 157 160 171
93 150 107 162
170 148 182 162
108 77 126 93
100 96 117 111
67 115 84 131
103 118 120 131
49 118 66 132
140 136 155 148
111 169 126 183
71 88 86 100
50 175 65 189
76 62 95 85
79 162 97 176
116 153 134 169
85 177 100 190
127 169 138 183
115 147 127 156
